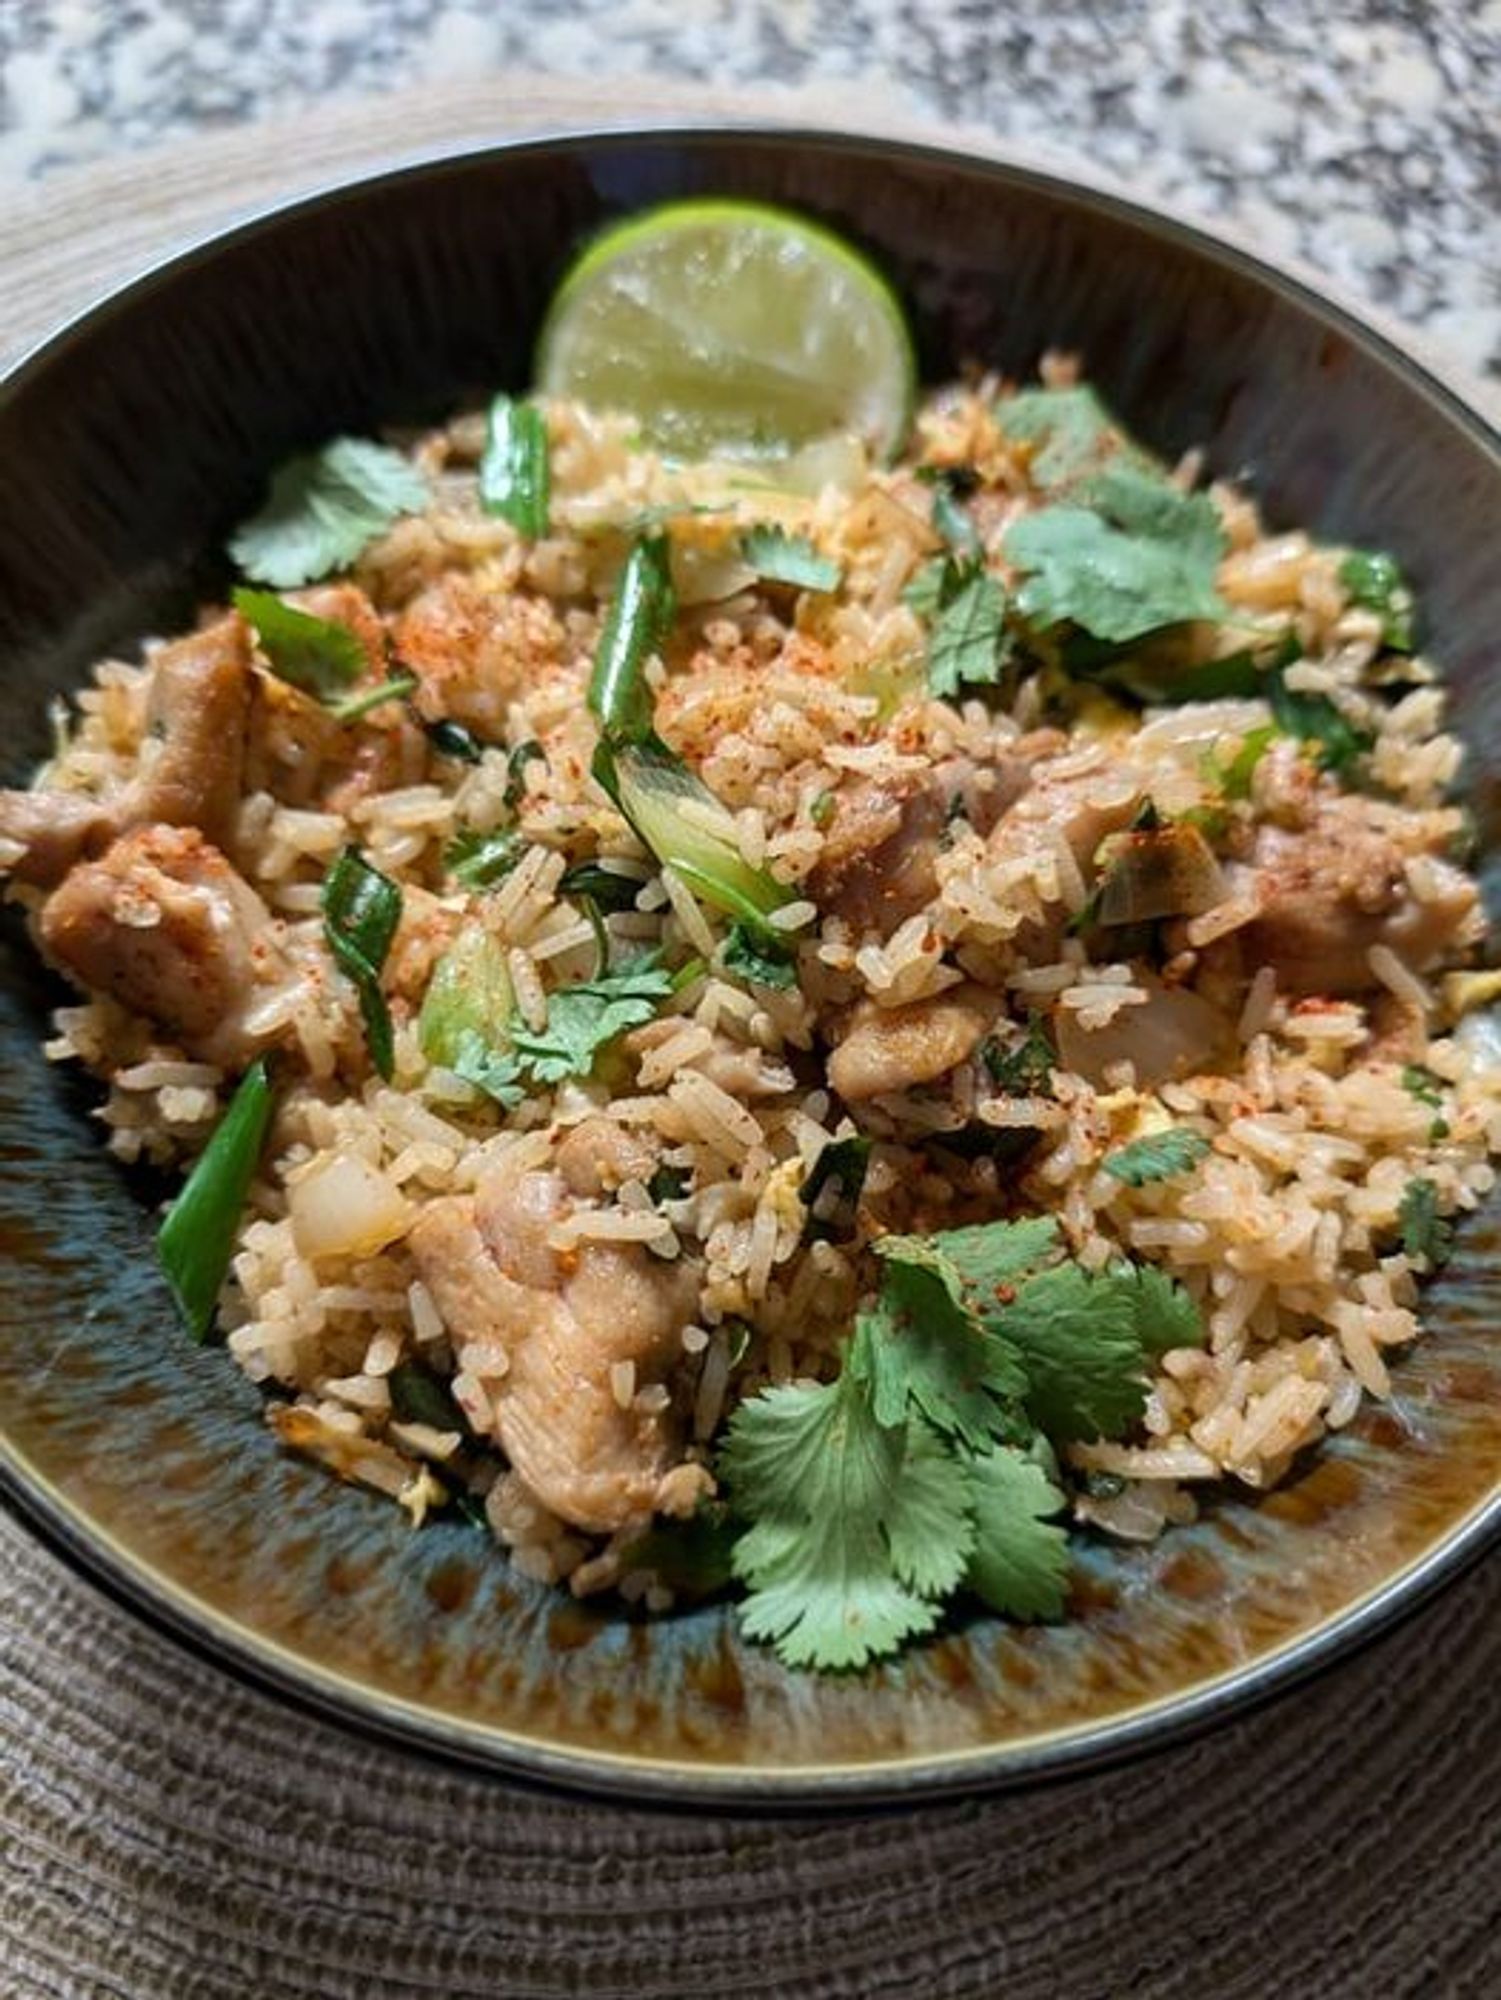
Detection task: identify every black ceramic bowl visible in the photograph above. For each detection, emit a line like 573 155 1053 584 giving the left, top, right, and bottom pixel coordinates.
3 127 1500 1806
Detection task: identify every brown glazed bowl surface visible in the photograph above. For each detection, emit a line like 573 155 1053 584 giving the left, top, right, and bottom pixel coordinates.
2 127 1499 1805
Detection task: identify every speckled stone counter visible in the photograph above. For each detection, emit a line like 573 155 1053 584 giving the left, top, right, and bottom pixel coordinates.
2 0 1498 373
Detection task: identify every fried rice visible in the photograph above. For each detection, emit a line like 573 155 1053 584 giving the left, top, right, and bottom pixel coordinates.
5 359 1498 1611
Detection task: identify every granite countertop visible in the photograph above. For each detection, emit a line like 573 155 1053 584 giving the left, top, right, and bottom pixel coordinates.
1 0 1498 377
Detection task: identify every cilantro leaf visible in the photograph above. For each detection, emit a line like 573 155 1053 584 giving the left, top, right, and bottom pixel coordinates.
721 921 798 991
479 394 549 539
450 1032 525 1107
859 1243 1029 1443
1339 548 1414 651
1267 669 1373 777
916 467 983 556
982 1016 1056 1097
997 385 1141 491
918 1216 1061 1307
798 1135 871 1242
901 556 952 620
507 959 672 1084
927 567 1012 698
1398 1176 1455 1268
1102 1127 1211 1187
740 525 842 593
229 437 428 587
1117 1260 1204 1359
720 1372 972 1670
964 1443 1070 1620
1004 464 1228 644
232 587 367 698
994 1262 1149 1442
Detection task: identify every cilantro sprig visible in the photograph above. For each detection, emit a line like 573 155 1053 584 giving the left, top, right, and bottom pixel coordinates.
1004 464 1228 644
233 587 367 698
904 555 1012 697
229 437 428 588
1102 1127 1211 1187
1397 1177 1455 1268
718 1216 1204 1670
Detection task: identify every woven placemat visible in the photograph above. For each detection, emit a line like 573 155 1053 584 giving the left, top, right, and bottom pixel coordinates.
2 78 1499 1998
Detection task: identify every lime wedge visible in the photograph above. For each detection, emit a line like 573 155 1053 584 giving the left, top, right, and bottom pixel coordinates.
535 199 916 464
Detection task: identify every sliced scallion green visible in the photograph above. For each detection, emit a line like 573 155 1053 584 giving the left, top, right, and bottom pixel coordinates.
607 737 792 939
157 1057 274 1342
417 925 513 1071
479 394 550 539
588 534 675 742
322 846 403 1080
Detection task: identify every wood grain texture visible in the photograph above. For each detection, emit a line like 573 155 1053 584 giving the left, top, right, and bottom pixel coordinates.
1 76 1499 1996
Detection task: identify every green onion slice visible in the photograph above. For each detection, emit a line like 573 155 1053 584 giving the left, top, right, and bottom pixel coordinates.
157 1057 274 1342
322 846 403 1079
588 534 676 742
479 394 550 539
604 737 791 939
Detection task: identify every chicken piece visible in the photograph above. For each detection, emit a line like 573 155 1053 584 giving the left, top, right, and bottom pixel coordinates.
394 574 567 737
809 754 1033 934
1242 794 1481 996
828 983 1000 1102
0 790 115 889
0 615 253 890
38 824 299 1065
409 1148 701 1533
131 615 251 846
555 1117 660 1199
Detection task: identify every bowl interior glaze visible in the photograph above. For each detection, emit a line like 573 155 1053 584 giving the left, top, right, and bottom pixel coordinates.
2 129 1500 1804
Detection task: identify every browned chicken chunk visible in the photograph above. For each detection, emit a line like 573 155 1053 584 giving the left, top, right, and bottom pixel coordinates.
0 790 115 890
828 983 1000 1102
1242 794 1481 995
555 1116 660 1198
409 1147 701 1533
0 615 253 890
809 754 1033 935
38 824 299 1064
131 614 252 846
